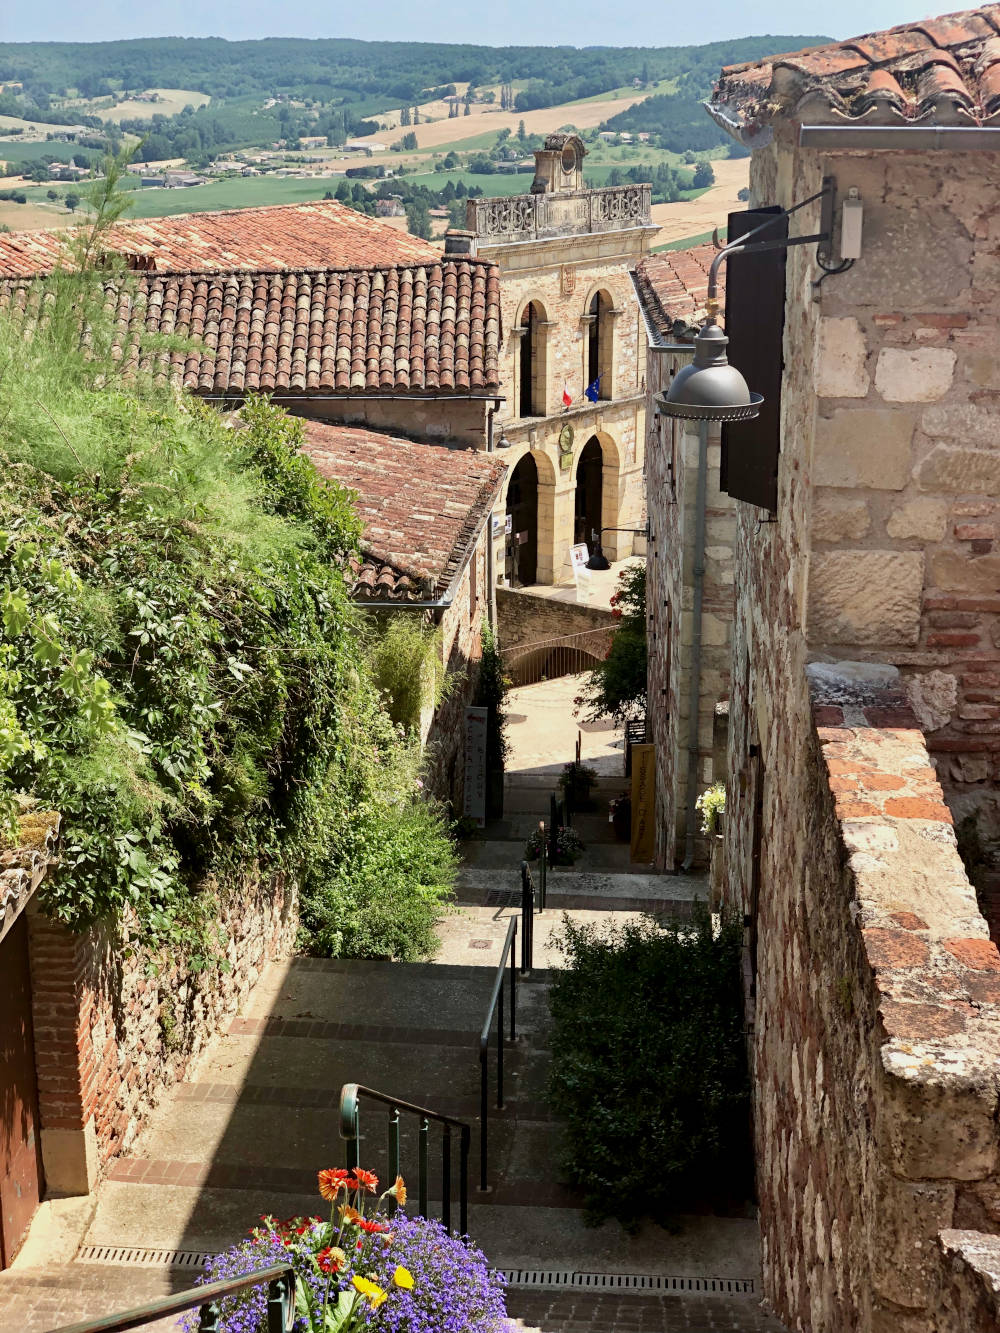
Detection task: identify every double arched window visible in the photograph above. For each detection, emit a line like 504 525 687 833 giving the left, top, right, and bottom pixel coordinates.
585 291 613 401
518 300 547 418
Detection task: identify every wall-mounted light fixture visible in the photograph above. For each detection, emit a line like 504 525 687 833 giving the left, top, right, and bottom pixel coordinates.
656 177 849 423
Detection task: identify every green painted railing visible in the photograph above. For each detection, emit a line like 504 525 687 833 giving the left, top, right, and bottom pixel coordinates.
339 1082 470 1236
44 1263 295 1333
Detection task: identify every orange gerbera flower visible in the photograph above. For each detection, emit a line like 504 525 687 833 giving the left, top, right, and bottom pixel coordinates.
340 1203 362 1225
318 1168 351 1201
389 1175 407 1207
349 1168 379 1193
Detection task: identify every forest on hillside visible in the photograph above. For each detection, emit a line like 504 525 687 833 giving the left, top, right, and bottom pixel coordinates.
0 33 827 117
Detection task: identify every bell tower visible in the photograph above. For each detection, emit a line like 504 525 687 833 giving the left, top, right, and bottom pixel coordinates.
530 133 586 194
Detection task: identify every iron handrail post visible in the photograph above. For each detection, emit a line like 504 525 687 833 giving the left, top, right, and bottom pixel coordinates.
477 915 518 1194
44 1266 296 1333
549 793 558 866
418 1115 429 1218
538 821 546 911
442 1124 452 1231
459 1125 470 1234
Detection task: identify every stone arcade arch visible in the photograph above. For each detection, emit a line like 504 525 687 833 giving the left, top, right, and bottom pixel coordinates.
505 452 538 586
575 436 604 549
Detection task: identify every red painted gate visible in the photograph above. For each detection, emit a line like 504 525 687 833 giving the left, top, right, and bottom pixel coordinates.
0 913 43 1267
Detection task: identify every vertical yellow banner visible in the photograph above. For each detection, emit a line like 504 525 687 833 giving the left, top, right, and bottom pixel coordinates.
630 743 656 863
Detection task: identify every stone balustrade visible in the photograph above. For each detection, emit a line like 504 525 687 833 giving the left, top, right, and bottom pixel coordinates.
467 183 652 243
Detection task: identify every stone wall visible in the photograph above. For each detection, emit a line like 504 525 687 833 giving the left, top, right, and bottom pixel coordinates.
933 1231 1000 1331
645 343 735 870
727 665 1000 1332
27 871 297 1195
496 585 614 649
789 146 1000 827
286 395 490 452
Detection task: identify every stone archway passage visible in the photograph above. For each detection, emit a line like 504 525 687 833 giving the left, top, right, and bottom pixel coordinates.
506 452 538 587
575 436 603 550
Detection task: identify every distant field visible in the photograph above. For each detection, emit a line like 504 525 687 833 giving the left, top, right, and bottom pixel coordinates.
118 175 357 218
89 89 211 122
0 199 72 230
390 91 650 152
649 158 749 245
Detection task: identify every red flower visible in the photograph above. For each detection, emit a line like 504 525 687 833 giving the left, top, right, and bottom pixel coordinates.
349 1168 379 1194
318 1168 351 1201
316 1247 341 1275
357 1217 389 1234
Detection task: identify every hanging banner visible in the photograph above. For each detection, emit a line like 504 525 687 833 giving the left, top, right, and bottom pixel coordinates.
630 743 656 863
463 706 489 827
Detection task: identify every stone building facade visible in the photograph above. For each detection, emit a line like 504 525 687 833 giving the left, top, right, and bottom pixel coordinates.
636 245 735 869
705 9 1000 1331
450 134 658 589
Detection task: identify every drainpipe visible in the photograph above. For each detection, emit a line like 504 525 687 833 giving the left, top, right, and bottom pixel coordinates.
682 418 709 872
486 403 497 630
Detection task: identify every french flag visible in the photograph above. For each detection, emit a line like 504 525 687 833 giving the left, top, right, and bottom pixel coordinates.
562 384 572 407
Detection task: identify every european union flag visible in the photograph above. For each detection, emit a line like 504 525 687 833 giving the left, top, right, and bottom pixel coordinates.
584 375 601 403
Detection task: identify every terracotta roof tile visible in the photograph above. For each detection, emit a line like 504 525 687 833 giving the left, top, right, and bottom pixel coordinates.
299 422 506 603
710 3 1000 140
634 244 722 341
0 200 437 279
0 260 502 397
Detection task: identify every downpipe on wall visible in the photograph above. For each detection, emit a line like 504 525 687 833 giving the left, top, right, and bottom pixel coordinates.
682 419 708 872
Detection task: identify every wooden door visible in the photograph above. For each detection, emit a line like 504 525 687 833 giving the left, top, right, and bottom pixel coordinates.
0 914 43 1268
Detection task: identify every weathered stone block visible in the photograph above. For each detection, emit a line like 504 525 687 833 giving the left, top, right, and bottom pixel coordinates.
808 551 924 646
871 1177 957 1309
907 671 958 732
813 410 916 490
813 494 872 541
917 445 1000 495
879 1069 1000 1181
887 498 949 541
922 403 1000 448
931 549 1000 594
816 316 870 398
875 348 956 402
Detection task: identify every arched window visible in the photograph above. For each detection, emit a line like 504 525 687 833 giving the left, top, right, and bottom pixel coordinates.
506 452 538 586
518 300 546 417
585 292 613 401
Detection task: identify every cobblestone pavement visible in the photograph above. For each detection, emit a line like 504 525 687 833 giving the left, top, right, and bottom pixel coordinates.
0 1264 189 1332
506 1289 786 1331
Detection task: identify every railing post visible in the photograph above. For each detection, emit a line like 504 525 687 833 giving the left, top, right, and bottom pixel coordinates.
497 975 505 1109
442 1124 452 1232
267 1273 295 1333
510 920 517 1043
539 822 547 911
549 794 558 867
199 1302 220 1332
479 1048 488 1192
520 862 532 974
459 1125 470 1236
418 1115 429 1219
388 1105 400 1185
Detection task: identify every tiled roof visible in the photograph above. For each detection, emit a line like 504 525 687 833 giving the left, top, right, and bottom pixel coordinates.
299 422 506 603
0 200 437 278
710 4 1000 140
0 260 502 396
634 244 722 341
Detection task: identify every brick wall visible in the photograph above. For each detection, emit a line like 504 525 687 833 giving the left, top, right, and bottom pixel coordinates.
27 870 297 1194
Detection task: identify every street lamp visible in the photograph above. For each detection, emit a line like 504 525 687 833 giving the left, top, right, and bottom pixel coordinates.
586 525 651 571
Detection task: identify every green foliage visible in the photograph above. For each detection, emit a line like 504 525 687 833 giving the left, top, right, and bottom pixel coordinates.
548 910 751 1228
558 761 598 810
695 781 726 835
367 616 447 734
298 675 457 961
575 565 646 725
473 625 509 775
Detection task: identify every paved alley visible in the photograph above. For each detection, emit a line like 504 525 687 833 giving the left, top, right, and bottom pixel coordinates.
0 675 782 1333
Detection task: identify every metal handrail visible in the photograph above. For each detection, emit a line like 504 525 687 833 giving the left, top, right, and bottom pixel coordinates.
478 915 519 1192
44 1264 295 1333
339 1082 469 1236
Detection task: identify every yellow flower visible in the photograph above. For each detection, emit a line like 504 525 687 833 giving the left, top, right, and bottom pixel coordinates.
352 1275 388 1308
393 1265 414 1290
390 1175 407 1207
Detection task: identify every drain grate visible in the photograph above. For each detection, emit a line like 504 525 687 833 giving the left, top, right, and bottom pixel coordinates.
500 1270 755 1294
77 1245 210 1269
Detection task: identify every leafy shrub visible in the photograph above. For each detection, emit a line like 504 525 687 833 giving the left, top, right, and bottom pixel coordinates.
575 565 646 725
367 617 447 734
558 761 598 809
548 910 751 1228
695 781 726 834
525 824 583 865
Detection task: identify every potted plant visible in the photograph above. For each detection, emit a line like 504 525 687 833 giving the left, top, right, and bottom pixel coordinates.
185 1166 509 1332
558 761 599 811
526 824 584 866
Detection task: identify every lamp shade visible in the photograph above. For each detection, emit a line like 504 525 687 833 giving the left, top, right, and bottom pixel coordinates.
656 322 763 422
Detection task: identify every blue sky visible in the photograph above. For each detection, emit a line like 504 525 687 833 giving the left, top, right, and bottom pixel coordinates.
1 0 933 46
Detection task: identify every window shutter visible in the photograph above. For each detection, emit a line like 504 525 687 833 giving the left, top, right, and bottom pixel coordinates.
720 207 787 513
